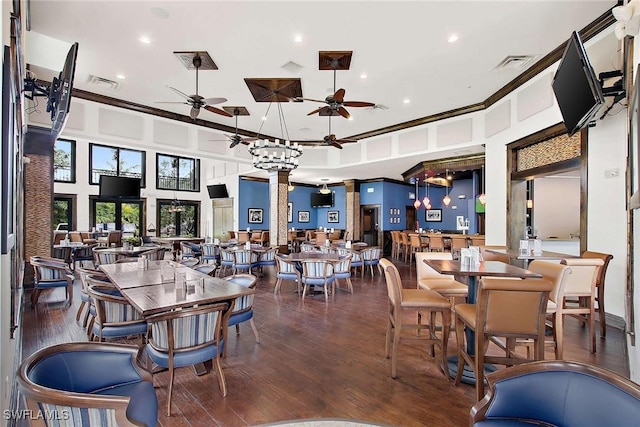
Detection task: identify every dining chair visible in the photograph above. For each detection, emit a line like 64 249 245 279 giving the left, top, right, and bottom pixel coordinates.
69 231 83 243
73 243 99 270
399 232 411 262
180 241 201 260
560 257 604 353
232 249 259 274
414 252 468 306
86 280 148 343
17 342 158 427
362 247 382 277
454 277 553 401
332 254 353 294
580 251 614 338
427 234 445 252
80 231 98 245
227 230 236 240
315 231 328 246
469 235 486 247
145 246 168 261
145 302 229 415
449 235 468 260
520 260 572 359
217 247 235 277
30 256 74 308
52 245 74 268
75 266 108 331
380 258 451 380
479 245 510 263
274 254 301 295
224 274 260 353
300 243 317 252
390 231 399 260
107 230 122 247
53 230 66 245
93 247 119 266
408 233 429 267
237 231 250 243
201 243 218 264
257 246 278 275
301 259 335 302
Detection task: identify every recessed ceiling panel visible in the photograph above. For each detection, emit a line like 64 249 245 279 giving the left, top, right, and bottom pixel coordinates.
244 78 303 102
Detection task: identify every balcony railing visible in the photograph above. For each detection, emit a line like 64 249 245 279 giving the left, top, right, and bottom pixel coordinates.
91 169 143 184
157 175 199 191
54 166 72 181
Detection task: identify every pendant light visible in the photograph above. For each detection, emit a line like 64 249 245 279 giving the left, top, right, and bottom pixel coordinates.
413 178 421 209
422 175 430 207
478 164 486 205
443 169 452 207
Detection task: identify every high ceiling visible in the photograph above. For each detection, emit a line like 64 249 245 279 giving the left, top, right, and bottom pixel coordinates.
24 1 619 184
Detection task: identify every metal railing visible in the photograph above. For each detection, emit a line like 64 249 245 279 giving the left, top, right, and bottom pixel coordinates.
157 175 199 191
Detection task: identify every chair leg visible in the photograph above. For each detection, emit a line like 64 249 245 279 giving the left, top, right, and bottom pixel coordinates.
82 308 91 327
274 278 282 295
31 289 41 308
475 333 486 402
235 324 240 336
75 300 86 321
454 317 465 386
440 310 451 382
598 285 606 337
385 315 393 359
213 355 227 397
166 360 175 416
249 318 260 343
553 313 564 359
588 297 596 353
391 318 401 379
346 277 353 294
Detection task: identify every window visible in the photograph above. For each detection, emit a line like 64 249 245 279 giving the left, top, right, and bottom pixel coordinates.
90 197 144 237
53 196 74 230
158 200 199 237
156 154 200 192
54 139 75 182
90 143 145 186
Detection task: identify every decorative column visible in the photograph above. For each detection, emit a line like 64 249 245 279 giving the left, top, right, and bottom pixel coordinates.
344 179 360 241
24 126 57 286
269 169 290 253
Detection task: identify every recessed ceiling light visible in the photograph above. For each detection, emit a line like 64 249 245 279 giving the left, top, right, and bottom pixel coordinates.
348 117 354 121
293 34 303 43
261 116 267 121
448 34 459 43
139 36 151 44
360 73 367 79
116 74 125 80
403 98 411 104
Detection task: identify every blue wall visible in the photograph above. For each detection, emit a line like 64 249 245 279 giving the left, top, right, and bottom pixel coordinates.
237 176 479 233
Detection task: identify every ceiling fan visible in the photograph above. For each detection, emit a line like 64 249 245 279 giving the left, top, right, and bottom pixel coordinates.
226 108 259 148
296 115 357 149
296 64 375 119
157 55 232 119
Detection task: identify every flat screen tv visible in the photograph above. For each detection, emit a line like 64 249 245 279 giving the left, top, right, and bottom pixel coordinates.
47 42 79 136
99 175 141 199
207 184 229 198
311 192 334 208
552 31 605 136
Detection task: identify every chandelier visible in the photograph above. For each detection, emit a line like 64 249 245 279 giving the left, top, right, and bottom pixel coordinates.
443 169 452 207
168 194 184 213
478 164 486 205
247 100 303 171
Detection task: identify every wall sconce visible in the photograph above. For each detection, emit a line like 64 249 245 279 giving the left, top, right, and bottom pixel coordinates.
527 199 533 209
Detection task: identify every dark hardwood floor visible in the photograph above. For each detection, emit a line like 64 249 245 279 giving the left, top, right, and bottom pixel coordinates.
20 257 628 427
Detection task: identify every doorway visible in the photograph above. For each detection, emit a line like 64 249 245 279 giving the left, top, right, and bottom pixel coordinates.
360 204 381 246
212 198 234 241
405 206 417 231
90 197 144 238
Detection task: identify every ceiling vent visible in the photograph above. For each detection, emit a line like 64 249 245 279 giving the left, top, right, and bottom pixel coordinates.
494 55 538 71
87 75 120 90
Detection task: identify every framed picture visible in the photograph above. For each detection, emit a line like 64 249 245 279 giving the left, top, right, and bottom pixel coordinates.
425 209 442 222
298 211 310 223
327 210 339 223
248 208 263 224
288 202 293 223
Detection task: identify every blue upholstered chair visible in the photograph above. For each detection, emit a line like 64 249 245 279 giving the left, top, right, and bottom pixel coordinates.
201 243 218 264
362 247 382 277
144 246 168 261
471 360 640 427
87 280 148 342
72 243 99 270
93 247 119 266
257 247 278 275
180 241 202 260
145 302 228 415
75 267 107 330
17 342 158 427
232 249 259 274
332 254 353 294
224 274 260 354
301 259 335 302
217 248 235 277
30 256 74 308
274 254 301 295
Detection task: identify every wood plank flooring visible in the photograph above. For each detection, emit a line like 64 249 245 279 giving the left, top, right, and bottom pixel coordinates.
20 257 628 427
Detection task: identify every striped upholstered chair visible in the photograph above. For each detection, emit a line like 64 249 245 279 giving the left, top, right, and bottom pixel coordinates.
224 274 260 354
17 342 158 427
30 256 74 308
301 259 335 302
86 280 147 342
145 302 228 415
274 254 301 295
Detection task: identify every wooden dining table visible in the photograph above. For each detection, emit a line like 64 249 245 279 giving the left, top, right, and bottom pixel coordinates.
484 248 578 267
422 259 542 383
100 245 157 257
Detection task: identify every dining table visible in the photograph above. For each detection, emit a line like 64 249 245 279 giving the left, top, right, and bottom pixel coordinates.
100 245 157 257
484 248 578 267
149 236 205 260
422 259 542 383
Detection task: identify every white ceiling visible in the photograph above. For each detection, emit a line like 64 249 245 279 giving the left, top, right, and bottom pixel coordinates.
24 0 619 184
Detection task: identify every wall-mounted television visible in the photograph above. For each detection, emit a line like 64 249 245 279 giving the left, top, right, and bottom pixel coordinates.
552 31 605 136
207 184 229 199
47 42 79 136
99 175 141 199
311 192 334 208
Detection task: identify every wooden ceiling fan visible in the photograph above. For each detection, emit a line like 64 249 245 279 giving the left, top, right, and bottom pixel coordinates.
296 60 375 119
295 115 357 149
157 55 232 119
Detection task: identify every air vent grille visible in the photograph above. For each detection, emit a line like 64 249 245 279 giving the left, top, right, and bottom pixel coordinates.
494 55 538 70
87 75 119 90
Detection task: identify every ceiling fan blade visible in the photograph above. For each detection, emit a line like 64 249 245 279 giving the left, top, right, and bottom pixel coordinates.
337 107 351 119
333 88 346 103
336 139 357 144
168 86 193 102
203 97 227 105
343 101 376 107
330 141 343 149
307 106 326 116
229 139 242 149
189 106 200 120
296 97 328 104
155 101 190 105
204 105 234 117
